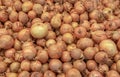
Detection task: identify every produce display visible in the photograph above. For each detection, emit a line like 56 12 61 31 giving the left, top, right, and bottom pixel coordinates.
0 0 120 77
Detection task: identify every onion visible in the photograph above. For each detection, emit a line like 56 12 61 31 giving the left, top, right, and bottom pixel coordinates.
28 10 36 19
0 10 8 22
57 73 65 77
35 50 48 63
49 59 62 73
33 0 45 5
63 2 73 12
66 68 82 77
31 72 43 77
73 60 86 72
91 30 107 43
10 62 20 72
80 12 88 21
41 12 51 22
98 64 109 74
14 0 22 11
110 63 117 70
6 73 18 77
18 71 30 77
0 28 8 36
44 70 56 77
116 60 120 73
0 35 14 49
22 46 37 60
56 41 67 51
63 62 72 73
30 60 42 72
106 70 120 77
9 11 18 22
18 28 30 41
36 39 46 47
60 24 73 34
0 61 7 73
22 1 33 12
51 14 62 28
62 33 74 44
22 41 34 49
46 31 56 39
18 11 28 24
89 10 105 23
117 39 120 50
86 60 97 71
41 63 49 73
30 22 48 39
32 18 42 25
63 13 72 24
90 23 105 31
70 48 83 60
12 21 23 32
46 39 56 47
33 4 43 15
74 1 85 14
114 53 120 62
94 51 108 64
5 48 15 58
84 47 96 59
20 60 30 71
70 13 79 22
61 51 71 62
48 44 62 59
88 71 103 77
74 26 87 39
77 38 94 50
99 39 118 57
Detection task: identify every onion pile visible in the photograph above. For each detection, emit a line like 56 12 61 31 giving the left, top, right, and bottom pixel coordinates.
0 0 120 77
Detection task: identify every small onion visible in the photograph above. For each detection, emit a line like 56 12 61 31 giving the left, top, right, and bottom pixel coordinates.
62 62 72 73
70 48 83 60
48 44 62 59
6 73 18 77
18 28 31 41
86 60 97 71
77 38 94 50
22 46 37 60
18 71 30 77
61 51 71 62
62 33 74 44
84 47 96 59
0 61 7 73
44 70 56 77
31 72 43 77
73 60 86 72
10 62 20 72
51 14 62 28
88 71 103 77
74 26 87 38
0 35 14 49
22 1 33 12
20 60 30 71
33 4 43 15
5 48 15 58
66 68 82 77
30 60 42 72
0 10 8 22
41 63 49 73
49 59 62 73
35 50 48 63
106 70 120 77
